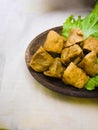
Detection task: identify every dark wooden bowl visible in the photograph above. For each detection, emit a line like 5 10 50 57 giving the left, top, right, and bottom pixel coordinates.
25 26 98 98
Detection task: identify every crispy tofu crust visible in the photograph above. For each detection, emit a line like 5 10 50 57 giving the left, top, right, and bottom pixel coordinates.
44 58 65 78
65 28 84 47
29 46 54 72
82 36 98 54
62 62 89 88
61 44 83 65
78 51 98 76
44 30 64 53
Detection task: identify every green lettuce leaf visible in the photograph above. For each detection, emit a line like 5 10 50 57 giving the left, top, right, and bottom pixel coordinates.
85 75 98 90
62 0 98 40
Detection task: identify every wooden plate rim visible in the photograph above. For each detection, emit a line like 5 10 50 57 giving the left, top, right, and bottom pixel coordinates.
25 26 98 98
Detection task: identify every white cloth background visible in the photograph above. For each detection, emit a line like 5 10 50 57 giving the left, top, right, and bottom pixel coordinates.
0 0 98 130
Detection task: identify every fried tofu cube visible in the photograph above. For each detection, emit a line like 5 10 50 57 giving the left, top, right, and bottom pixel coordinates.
44 58 65 78
61 44 83 65
78 51 98 76
82 36 98 54
44 30 64 53
65 28 84 47
29 46 54 72
62 62 89 89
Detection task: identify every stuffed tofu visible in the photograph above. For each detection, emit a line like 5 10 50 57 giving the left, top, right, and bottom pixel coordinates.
78 51 98 76
44 58 65 79
44 30 65 53
65 28 84 47
82 36 98 54
62 62 89 89
61 44 83 65
29 46 54 72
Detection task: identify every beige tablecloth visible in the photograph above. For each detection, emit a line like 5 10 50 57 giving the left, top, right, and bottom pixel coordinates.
0 0 98 130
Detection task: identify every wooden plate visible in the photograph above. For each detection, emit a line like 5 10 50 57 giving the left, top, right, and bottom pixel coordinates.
25 26 98 98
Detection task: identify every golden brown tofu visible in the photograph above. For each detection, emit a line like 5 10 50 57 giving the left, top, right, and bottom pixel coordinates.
82 36 98 54
78 51 98 76
62 62 89 89
61 44 83 65
44 30 64 53
29 46 54 72
65 28 84 47
44 58 65 78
